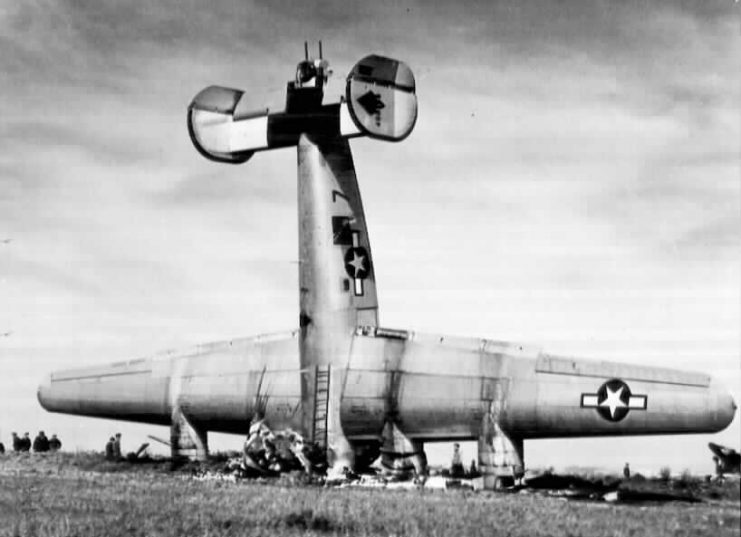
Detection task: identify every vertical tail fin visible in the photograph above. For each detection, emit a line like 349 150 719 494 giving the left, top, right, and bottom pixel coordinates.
298 134 378 339
298 133 377 471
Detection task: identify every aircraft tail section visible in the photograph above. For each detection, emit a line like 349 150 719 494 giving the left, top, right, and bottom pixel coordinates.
298 134 378 332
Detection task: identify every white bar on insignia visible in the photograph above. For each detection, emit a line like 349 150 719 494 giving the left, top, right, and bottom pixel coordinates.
354 278 363 295
628 396 646 409
582 395 599 407
340 101 362 137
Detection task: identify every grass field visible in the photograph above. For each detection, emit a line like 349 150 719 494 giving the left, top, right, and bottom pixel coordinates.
0 453 738 537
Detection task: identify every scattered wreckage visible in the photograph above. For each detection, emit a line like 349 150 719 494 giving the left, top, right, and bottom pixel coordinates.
186 420 705 504
708 442 741 479
518 473 702 503
189 419 450 487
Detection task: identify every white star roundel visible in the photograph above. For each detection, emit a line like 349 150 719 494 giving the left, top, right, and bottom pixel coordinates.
344 247 370 280
581 379 648 422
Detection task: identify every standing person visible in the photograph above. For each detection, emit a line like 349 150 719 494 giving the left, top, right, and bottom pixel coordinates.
713 457 724 481
11 432 21 452
469 459 478 477
450 443 465 478
623 462 631 479
0 441 5 454
20 433 31 452
33 431 50 453
49 434 62 452
105 437 115 460
113 433 122 460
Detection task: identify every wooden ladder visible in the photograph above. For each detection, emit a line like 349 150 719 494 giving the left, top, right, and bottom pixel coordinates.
312 365 330 448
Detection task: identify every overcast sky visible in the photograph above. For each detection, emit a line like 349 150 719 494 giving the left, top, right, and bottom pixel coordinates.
1 0 738 474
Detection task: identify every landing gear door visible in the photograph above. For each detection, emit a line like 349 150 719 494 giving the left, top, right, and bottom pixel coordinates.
346 55 417 141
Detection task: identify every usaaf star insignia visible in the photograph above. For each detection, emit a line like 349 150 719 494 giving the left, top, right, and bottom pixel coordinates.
581 379 647 422
344 247 369 279
344 245 370 296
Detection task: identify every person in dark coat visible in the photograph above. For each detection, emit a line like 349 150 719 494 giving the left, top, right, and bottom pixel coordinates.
20 433 31 452
623 462 631 479
113 433 122 460
469 459 478 477
33 431 50 452
105 437 115 460
450 443 465 478
12 432 21 452
49 434 62 451
0 442 5 454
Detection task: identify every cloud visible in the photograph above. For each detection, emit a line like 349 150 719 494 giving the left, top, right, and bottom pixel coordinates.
0 121 154 169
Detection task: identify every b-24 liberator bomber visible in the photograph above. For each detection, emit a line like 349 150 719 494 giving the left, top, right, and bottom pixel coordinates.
38 45 736 488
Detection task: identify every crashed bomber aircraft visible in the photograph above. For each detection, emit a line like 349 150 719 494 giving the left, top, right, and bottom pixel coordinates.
39 48 736 488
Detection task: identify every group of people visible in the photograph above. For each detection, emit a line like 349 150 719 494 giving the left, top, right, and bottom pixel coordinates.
104 433 123 461
0 431 62 454
1 430 130 461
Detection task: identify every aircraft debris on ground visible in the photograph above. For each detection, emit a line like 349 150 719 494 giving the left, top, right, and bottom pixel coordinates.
709 442 741 480
185 460 712 505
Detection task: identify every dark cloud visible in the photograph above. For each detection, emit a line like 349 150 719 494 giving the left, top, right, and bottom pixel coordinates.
3 0 736 108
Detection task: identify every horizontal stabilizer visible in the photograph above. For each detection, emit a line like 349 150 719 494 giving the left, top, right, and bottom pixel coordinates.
188 54 418 164
188 85 360 164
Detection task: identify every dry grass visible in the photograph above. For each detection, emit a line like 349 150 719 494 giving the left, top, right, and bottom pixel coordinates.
0 453 739 537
